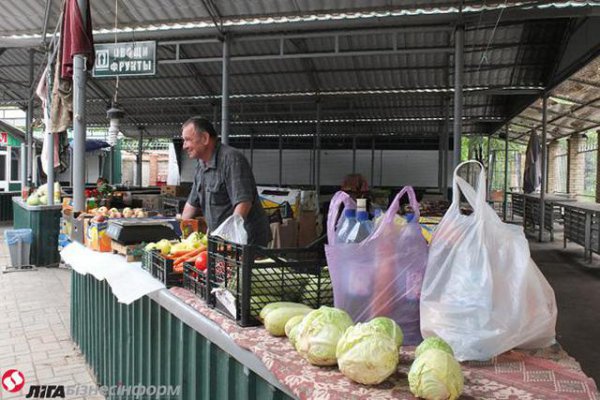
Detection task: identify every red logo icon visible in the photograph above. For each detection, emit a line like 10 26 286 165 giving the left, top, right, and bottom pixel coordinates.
2 369 25 393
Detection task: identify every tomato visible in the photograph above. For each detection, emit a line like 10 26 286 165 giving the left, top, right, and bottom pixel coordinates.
195 251 208 271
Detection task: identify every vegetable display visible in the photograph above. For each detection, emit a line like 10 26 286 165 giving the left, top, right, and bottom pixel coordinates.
408 348 464 400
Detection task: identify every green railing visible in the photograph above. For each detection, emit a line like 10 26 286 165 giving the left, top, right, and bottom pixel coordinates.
71 272 295 400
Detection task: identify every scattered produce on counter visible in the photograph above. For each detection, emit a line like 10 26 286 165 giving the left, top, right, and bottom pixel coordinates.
284 315 305 339
264 306 313 337
259 302 311 322
336 322 400 385
415 336 454 358
26 182 61 206
408 348 464 400
294 306 353 366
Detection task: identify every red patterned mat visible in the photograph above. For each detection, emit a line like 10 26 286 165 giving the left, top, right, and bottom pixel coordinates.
170 287 599 400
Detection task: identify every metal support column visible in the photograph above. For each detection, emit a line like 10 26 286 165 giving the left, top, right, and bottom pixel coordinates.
221 35 230 144
72 0 89 212
370 136 375 186
316 102 322 209
503 126 509 221
352 136 357 173
26 49 34 190
442 97 450 199
453 25 464 168
539 96 548 242
278 132 283 187
20 143 26 194
379 150 383 186
136 128 143 186
46 52 55 205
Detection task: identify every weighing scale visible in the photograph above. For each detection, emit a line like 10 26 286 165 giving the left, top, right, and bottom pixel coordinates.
107 218 180 245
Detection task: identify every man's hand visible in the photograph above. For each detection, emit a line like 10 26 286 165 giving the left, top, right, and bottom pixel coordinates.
233 201 252 220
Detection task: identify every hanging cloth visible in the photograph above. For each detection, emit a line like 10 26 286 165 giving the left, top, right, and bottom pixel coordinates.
523 132 542 193
61 0 95 79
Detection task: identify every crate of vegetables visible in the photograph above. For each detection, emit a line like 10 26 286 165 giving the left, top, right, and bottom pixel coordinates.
183 254 209 301
206 235 332 327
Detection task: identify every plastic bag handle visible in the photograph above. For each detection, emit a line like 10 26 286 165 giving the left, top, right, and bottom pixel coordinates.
370 186 420 241
451 160 486 213
326 191 356 244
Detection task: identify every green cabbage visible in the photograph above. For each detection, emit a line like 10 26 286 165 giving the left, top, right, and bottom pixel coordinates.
295 306 353 366
415 337 454 358
366 317 403 349
285 315 305 339
264 307 312 337
408 349 464 400
336 323 399 385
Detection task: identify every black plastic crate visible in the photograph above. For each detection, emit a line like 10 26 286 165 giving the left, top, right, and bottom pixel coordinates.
142 249 183 288
183 262 209 301
206 235 332 327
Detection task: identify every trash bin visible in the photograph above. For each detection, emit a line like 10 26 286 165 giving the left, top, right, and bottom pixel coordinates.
4 228 32 268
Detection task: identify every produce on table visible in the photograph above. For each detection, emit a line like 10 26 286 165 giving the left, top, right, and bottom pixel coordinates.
295 306 353 366
26 182 61 206
366 317 404 349
336 323 400 385
408 348 464 400
288 320 303 347
285 315 305 338
259 302 311 322
155 239 172 256
264 306 313 336
415 337 454 358
194 251 208 271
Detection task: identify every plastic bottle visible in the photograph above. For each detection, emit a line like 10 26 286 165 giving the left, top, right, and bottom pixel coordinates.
346 199 373 243
336 208 357 243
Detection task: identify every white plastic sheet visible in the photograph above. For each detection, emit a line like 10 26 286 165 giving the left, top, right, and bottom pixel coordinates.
61 242 164 304
420 161 557 361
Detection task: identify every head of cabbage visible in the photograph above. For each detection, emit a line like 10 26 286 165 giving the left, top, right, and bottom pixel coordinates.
366 317 403 349
408 348 464 400
415 336 454 358
336 323 399 385
294 306 353 366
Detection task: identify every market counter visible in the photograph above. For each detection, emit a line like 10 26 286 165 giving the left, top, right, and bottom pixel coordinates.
68 247 599 400
70 271 295 400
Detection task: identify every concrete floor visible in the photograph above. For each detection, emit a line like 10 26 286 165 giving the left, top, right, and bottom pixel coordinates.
528 227 600 387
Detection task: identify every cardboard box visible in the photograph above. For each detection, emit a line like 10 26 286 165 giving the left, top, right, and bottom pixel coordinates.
161 185 191 198
131 194 163 211
258 186 301 219
85 220 112 252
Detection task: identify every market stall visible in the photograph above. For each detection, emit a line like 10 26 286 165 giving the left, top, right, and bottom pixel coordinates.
65 242 599 400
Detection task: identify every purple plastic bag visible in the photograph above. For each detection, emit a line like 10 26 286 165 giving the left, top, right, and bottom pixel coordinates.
325 187 428 345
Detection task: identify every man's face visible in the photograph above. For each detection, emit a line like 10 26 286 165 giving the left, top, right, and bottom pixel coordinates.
182 124 210 161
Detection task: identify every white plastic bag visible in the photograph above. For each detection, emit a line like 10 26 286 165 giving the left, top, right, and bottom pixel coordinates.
420 161 557 361
211 214 248 245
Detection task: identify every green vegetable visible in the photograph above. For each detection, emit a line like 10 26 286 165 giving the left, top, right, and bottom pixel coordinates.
408 349 464 400
288 322 303 347
229 268 309 299
366 317 404 349
285 315 305 338
295 306 353 366
155 239 172 256
27 195 40 206
336 323 399 385
259 302 311 322
415 337 454 358
264 307 312 337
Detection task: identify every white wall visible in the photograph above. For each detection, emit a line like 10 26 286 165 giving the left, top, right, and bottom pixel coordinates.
180 148 444 188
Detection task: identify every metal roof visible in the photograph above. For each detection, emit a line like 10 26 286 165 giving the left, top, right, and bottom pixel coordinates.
0 1 599 149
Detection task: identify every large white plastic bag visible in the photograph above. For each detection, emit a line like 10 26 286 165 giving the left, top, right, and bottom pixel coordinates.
420 161 557 361
211 214 248 245
326 188 429 345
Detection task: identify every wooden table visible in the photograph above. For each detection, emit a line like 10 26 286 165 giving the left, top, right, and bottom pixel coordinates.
557 201 600 262
510 193 576 241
